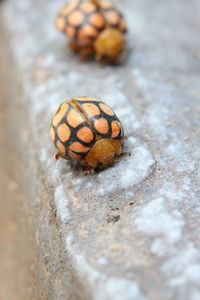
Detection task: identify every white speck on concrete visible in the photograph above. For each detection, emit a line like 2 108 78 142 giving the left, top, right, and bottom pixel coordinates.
54 185 71 223
102 278 148 300
135 197 200 292
169 264 200 286
188 290 200 300
158 179 197 207
162 242 200 289
151 239 176 257
135 198 184 245
66 236 148 300
98 257 109 266
167 143 196 172
162 242 199 275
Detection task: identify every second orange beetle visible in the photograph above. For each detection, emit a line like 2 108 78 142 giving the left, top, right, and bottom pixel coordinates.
50 97 124 169
56 0 127 63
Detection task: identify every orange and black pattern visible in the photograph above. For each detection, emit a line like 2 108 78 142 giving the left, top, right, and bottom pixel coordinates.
50 97 124 160
100 1 127 33
56 0 127 45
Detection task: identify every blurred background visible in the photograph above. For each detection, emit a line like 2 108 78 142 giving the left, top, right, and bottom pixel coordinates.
0 11 36 299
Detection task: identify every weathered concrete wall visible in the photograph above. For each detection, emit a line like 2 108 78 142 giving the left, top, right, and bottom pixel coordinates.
0 16 37 300
1 0 200 299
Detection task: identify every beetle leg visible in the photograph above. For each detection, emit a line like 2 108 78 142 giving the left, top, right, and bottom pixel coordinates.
68 41 81 52
55 153 62 160
55 153 70 160
91 0 101 7
83 166 95 175
80 46 95 61
115 152 131 163
119 151 131 157
95 53 102 62
114 152 131 164
95 53 114 65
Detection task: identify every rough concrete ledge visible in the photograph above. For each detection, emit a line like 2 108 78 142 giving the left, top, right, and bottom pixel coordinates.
1 0 200 299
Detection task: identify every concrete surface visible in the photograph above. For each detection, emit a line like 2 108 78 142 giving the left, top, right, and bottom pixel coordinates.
0 15 36 300
1 0 200 299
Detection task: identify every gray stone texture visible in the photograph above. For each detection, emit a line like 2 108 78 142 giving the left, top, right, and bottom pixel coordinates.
1 0 200 299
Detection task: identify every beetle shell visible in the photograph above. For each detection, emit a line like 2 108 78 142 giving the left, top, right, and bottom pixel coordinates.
56 0 127 46
50 97 124 168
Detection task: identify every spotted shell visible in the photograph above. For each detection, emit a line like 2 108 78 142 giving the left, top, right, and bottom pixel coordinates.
56 0 127 45
50 97 124 162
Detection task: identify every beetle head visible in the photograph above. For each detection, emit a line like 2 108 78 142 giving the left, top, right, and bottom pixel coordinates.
94 28 126 63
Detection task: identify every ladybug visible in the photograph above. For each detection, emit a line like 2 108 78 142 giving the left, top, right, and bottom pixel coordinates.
56 0 127 63
50 97 124 169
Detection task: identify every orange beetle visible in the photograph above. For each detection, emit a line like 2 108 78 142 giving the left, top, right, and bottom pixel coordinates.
56 0 127 63
50 97 124 169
